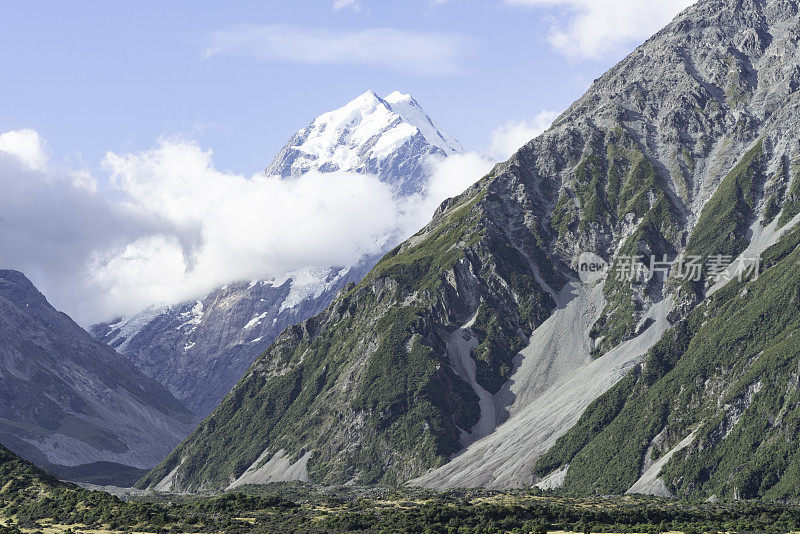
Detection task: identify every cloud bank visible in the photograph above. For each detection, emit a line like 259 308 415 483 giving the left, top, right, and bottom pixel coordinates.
0 131 492 325
507 0 697 59
204 25 471 75
489 109 560 160
0 137 161 323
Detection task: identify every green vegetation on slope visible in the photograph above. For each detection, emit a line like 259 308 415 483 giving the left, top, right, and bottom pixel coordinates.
533 223 800 499
685 140 764 263
778 167 800 227
547 127 684 357
367 191 486 294
137 191 491 490
350 306 481 485
8 460 800 534
470 301 527 393
138 281 481 489
592 191 681 356
551 127 675 245
564 129 684 357
0 444 300 533
139 175 561 491
573 153 611 233
469 234 555 393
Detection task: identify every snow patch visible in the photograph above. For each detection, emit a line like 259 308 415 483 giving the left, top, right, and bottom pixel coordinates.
280 267 351 313
176 300 204 331
244 311 269 330
105 304 170 353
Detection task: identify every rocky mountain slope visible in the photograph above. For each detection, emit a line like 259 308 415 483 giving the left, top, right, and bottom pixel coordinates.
92 92 461 418
139 0 800 499
0 270 195 476
91 263 374 417
266 90 463 195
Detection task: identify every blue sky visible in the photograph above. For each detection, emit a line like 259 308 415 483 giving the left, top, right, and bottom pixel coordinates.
0 0 696 322
1 0 693 175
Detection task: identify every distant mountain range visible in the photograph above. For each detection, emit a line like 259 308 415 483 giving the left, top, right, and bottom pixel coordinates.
90 263 375 418
138 0 800 501
0 270 194 484
91 92 463 418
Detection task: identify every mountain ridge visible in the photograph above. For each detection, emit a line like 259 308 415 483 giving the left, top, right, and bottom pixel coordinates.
139 0 800 498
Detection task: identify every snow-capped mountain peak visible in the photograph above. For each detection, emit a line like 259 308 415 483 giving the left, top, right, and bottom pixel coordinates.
383 91 462 155
265 90 463 195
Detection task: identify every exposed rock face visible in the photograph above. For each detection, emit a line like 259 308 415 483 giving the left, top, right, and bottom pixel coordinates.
265 90 463 195
140 0 800 498
91 263 374 417
0 270 194 471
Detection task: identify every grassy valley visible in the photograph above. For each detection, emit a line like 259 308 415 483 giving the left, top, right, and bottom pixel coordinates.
7 441 800 533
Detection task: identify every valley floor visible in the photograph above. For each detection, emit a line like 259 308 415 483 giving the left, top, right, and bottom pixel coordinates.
6 482 800 533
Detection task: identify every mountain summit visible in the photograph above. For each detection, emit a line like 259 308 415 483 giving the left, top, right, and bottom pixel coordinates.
265 90 463 195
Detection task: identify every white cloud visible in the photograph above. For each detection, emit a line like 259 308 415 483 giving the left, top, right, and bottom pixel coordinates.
489 110 559 160
0 129 49 171
506 0 697 59
333 0 362 11
421 152 494 204
95 140 407 317
203 25 471 75
0 131 493 325
0 131 162 324
94 142 496 319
